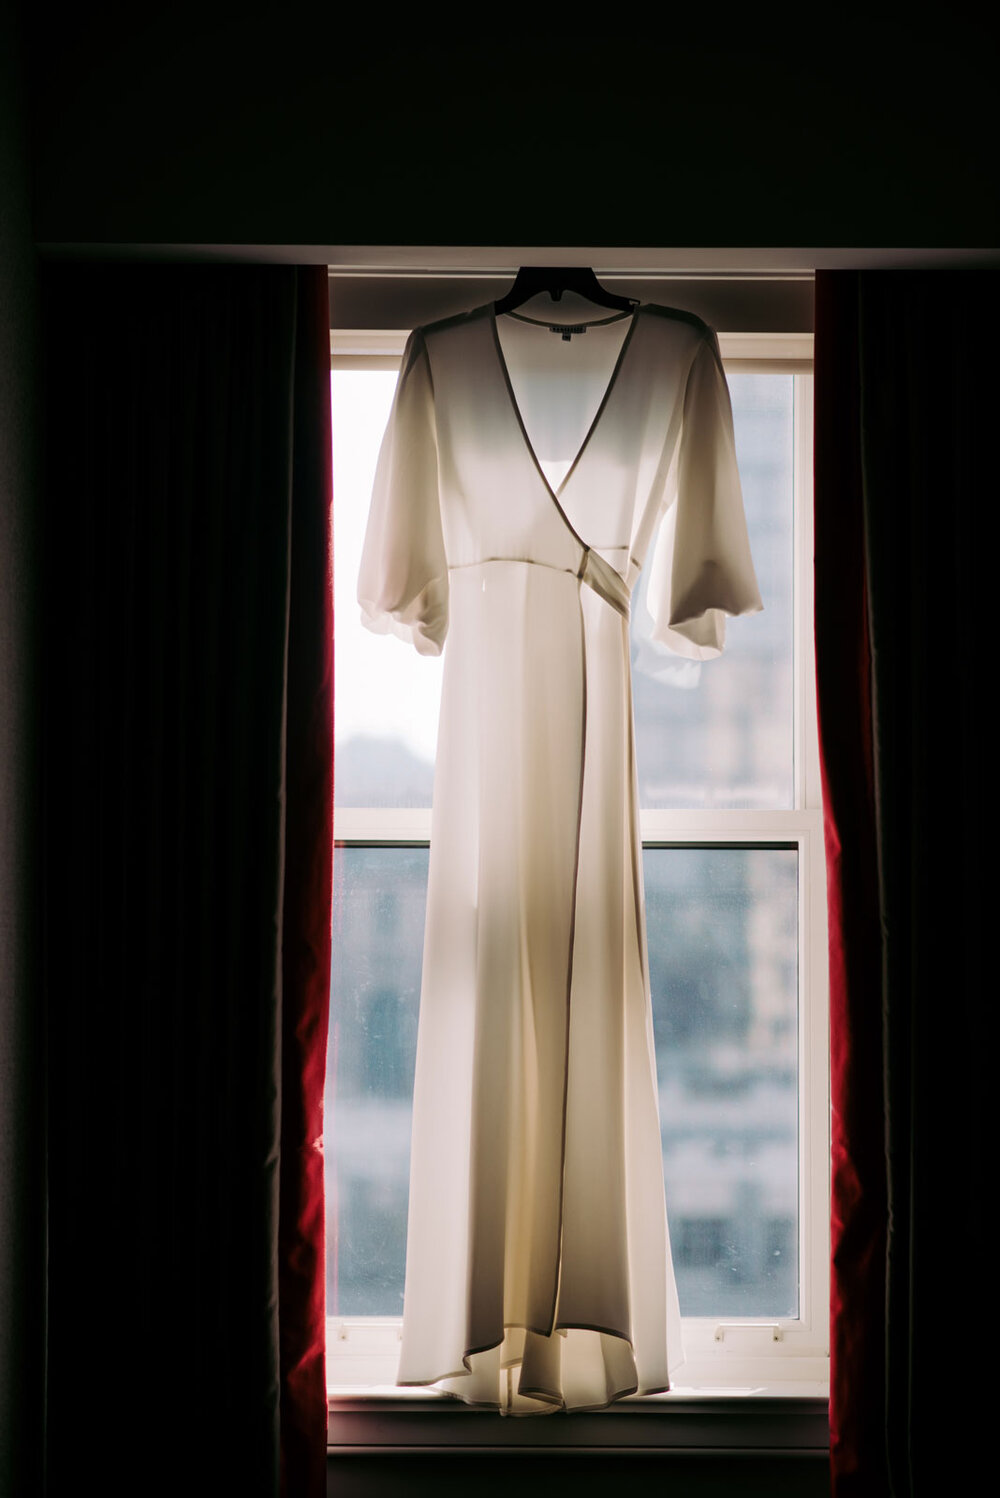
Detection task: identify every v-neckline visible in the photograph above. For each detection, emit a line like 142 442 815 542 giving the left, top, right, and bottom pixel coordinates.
489 303 641 509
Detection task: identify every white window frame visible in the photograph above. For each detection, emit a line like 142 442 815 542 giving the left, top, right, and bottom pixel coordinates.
326 330 828 1431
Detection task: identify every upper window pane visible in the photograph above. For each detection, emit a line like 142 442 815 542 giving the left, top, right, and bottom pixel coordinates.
333 367 794 810
333 369 442 807
632 374 794 809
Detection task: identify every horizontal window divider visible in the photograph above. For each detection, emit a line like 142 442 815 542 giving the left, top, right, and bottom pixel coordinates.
640 839 798 851
330 330 814 366
718 333 814 363
327 1314 824 1338
335 808 433 840
326 262 818 280
332 353 407 370
325 1319 830 1390
639 810 820 837
335 808 823 842
329 1389 829 1409
335 836 431 849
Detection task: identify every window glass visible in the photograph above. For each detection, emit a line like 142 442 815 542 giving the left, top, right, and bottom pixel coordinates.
326 844 799 1320
332 370 794 811
632 375 794 809
328 362 807 1358
332 370 442 807
646 844 799 1317
327 845 426 1316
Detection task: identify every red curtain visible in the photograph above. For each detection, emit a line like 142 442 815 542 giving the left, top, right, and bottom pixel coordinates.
279 265 335 1496
815 269 996 1497
814 272 888 1496
42 262 333 1497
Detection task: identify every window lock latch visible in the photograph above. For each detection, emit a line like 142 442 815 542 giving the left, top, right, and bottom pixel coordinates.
713 1322 784 1344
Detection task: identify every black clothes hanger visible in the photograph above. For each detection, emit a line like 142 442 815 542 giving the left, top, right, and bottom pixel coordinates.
494 266 638 317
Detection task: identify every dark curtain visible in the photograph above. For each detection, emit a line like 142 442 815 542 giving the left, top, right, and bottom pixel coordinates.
41 263 333 1497
815 270 995 1497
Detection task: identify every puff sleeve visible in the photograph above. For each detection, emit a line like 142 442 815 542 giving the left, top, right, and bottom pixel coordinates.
358 329 448 655
646 327 763 660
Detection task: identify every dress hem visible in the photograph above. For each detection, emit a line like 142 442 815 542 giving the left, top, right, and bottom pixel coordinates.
394 1378 675 1416
396 1318 675 1415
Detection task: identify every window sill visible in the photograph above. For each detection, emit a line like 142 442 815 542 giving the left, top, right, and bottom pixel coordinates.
327 1384 830 1455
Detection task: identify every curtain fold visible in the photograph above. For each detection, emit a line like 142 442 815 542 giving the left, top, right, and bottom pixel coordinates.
278 266 335 1495
816 270 995 1497
814 271 889 1497
41 262 332 1497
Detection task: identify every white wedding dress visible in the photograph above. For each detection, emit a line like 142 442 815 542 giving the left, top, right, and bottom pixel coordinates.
358 298 762 1412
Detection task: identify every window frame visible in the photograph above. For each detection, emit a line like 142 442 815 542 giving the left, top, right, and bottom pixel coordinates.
326 330 828 1437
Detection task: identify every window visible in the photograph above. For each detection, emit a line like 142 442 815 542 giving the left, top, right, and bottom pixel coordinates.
325 319 827 1400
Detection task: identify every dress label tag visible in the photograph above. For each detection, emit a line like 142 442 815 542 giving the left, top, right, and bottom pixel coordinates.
550 324 588 341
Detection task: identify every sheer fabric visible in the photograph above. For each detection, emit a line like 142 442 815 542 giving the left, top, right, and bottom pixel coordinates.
359 299 762 1413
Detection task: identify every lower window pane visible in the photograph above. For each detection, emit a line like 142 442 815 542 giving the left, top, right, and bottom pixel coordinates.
644 846 799 1318
327 844 799 1322
327 846 425 1316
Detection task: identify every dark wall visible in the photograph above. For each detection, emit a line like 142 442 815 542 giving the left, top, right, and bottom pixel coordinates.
326 1451 829 1498
1 4 43 1496
28 6 1000 250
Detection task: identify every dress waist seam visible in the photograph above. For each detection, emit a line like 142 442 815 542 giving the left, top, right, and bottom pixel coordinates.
449 554 631 619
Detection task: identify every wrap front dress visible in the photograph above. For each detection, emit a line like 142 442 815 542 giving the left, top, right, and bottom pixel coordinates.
358 300 763 1412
